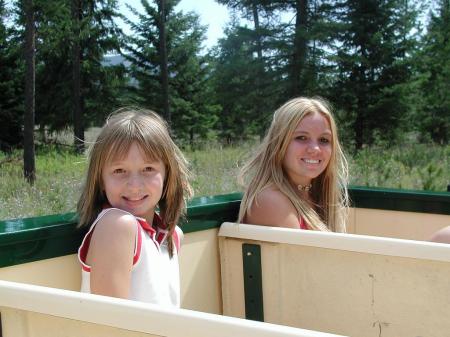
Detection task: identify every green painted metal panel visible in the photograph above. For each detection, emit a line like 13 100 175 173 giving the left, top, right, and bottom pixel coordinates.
0 213 84 268
182 193 242 233
349 186 450 215
242 243 264 322
0 193 242 268
0 188 449 267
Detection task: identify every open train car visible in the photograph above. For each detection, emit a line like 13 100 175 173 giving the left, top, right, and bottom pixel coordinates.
1 187 449 337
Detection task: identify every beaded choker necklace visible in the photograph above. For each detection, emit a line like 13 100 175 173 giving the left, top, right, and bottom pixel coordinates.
297 184 312 192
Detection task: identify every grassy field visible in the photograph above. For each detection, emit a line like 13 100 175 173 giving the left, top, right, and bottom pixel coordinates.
0 141 448 220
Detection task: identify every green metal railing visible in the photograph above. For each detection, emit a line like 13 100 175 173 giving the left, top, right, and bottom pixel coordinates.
0 188 448 268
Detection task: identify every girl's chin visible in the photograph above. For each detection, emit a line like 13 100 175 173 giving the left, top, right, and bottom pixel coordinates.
301 167 326 177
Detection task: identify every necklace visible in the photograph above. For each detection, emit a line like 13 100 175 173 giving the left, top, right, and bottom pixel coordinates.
297 183 312 192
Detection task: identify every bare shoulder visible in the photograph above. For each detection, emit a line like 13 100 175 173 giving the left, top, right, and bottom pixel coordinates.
87 209 137 298
245 187 299 229
93 209 138 241
87 209 137 264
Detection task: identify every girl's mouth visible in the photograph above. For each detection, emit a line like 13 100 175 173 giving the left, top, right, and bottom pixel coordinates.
302 159 320 164
123 195 148 202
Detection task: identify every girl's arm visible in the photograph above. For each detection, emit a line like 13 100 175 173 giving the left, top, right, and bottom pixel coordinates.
430 226 450 244
245 188 300 229
86 210 137 299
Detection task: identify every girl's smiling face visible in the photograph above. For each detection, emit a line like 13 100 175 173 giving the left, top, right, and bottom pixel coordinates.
282 112 332 186
102 142 165 222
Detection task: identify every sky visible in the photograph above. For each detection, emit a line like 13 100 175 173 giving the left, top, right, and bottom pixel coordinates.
119 0 231 50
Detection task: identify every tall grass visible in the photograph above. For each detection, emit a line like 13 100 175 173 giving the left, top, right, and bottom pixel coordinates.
348 143 449 191
186 142 253 197
1 142 448 220
0 146 86 220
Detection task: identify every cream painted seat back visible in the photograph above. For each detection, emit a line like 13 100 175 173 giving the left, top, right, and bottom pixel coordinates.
219 222 450 337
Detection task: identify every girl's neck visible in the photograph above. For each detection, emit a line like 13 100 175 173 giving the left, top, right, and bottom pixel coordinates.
298 190 314 206
288 178 311 197
287 174 312 193
292 184 314 208
297 183 312 192
144 212 155 226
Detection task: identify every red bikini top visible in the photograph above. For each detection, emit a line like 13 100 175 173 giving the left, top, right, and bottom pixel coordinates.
299 217 308 230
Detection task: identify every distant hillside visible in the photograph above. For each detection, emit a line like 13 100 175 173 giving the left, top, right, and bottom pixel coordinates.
102 54 131 67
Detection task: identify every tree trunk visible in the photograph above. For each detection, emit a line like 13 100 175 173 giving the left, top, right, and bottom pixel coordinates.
158 0 170 123
252 1 265 138
354 66 366 150
291 0 308 97
354 103 364 150
72 0 84 154
252 1 262 60
23 0 36 184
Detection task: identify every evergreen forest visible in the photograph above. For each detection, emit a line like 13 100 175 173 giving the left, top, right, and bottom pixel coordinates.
1 0 449 181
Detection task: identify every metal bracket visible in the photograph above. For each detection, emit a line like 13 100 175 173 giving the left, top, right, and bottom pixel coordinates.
242 243 264 321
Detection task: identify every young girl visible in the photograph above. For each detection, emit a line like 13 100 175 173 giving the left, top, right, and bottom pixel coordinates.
77 108 192 307
238 97 348 232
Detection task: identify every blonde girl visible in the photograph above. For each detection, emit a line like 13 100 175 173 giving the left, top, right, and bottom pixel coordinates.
77 108 192 307
238 97 348 232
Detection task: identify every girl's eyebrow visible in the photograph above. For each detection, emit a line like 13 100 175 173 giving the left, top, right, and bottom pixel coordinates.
108 158 127 165
109 159 160 166
107 160 123 166
293 129 332 135
293 129 309 134
144 158 163 164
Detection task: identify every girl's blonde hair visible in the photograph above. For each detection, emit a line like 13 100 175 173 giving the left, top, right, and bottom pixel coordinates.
238 97 348 232
77 108 193 254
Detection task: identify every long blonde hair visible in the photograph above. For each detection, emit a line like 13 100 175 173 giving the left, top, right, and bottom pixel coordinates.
238 97 348 232
77 108 193 254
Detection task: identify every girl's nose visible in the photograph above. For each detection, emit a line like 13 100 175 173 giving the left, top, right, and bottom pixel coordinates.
307 141 320 153
127 174 142 188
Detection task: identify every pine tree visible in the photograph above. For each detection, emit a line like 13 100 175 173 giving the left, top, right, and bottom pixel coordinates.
23 0 36 183
330 0 418 149
216 0 271 137
211 1 289 140
124 0 218 142
24 0 124 135
72 0 83 153
212 0 339 140
417 0 450 144
211 22 280 141
0 0 23 152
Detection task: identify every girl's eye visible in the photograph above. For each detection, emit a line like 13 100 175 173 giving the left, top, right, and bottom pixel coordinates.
143 166 154 172
296 135 307 141
113 168 125 174
320 137 330 144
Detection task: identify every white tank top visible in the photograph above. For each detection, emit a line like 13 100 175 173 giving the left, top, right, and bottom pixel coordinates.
78 208 182 307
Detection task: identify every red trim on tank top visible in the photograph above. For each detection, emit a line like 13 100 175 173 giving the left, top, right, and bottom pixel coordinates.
79 211 181 272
